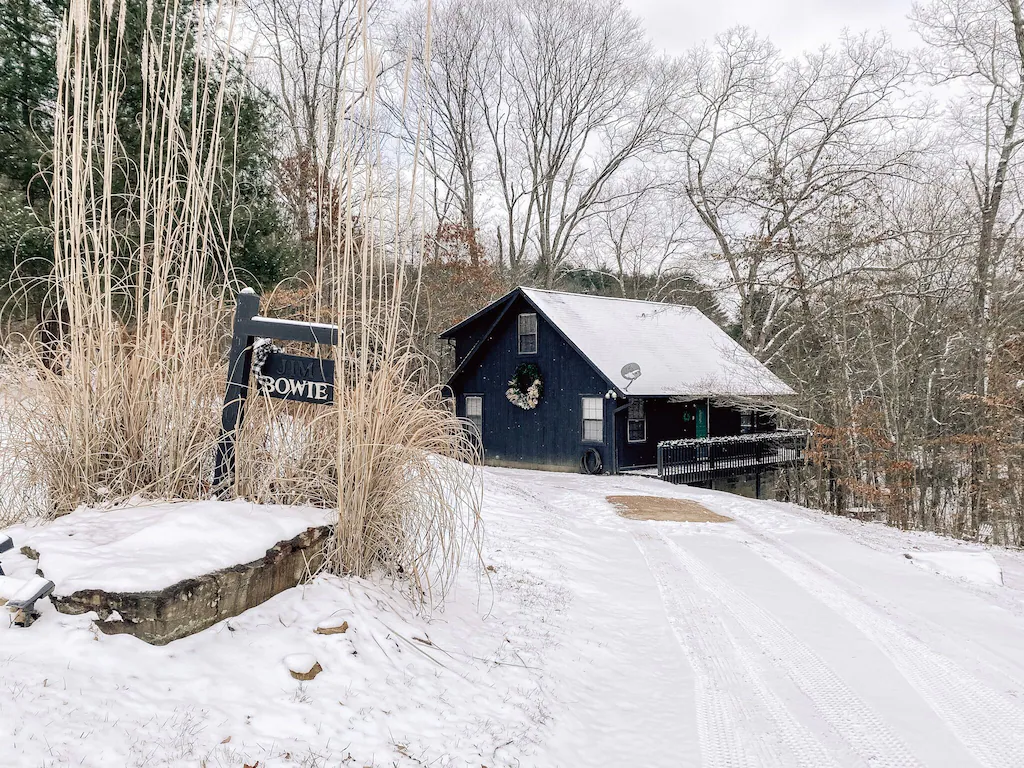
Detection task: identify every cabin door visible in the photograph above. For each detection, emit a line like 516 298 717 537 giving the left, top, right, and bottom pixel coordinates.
695 400 708 439
677 401 699 439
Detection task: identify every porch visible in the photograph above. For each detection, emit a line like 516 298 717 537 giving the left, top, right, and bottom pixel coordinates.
614 397 780 472
653 430 809 486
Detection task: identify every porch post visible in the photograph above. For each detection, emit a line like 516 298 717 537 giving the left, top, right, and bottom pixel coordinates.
609 395 618 475
611 396 631 474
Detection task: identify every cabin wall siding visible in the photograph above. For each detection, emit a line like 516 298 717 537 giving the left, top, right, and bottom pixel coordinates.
451 295 613 472
615 399 698 469
709 404 741 437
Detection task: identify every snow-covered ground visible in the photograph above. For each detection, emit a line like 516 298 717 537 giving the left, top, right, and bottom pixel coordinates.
3 467 1024 766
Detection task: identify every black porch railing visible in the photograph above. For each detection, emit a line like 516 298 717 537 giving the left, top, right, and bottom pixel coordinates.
656 430 808 485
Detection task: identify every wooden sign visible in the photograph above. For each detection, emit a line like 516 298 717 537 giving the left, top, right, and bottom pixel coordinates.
256 353 335 404
213 289 341 492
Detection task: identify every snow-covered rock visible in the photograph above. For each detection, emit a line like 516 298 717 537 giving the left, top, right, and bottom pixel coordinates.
0 574 22 602
48 522 333 645
284 653 322 680
315 617 349 635
19 499 333 596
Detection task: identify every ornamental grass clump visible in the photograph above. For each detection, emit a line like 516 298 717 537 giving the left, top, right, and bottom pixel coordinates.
0 0 481 602
0 0 239 521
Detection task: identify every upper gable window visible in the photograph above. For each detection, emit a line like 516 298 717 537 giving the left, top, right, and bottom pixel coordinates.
518 313 538 354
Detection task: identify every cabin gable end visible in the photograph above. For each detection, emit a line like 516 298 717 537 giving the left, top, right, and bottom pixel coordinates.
449 294 613 472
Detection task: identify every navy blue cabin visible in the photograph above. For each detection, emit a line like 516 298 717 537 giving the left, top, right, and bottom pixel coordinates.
441 287 798 485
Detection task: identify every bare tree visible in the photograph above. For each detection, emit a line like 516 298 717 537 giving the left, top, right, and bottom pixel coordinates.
245 0 378 255
585 169 702 301
676 28 916 361
397 0 487 249
471 0 674 285
913 0 1024 531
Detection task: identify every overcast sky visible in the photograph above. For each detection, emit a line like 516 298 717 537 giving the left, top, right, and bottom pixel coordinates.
623 0 918 56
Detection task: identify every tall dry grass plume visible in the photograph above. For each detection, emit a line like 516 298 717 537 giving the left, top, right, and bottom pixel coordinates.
0 0 481 602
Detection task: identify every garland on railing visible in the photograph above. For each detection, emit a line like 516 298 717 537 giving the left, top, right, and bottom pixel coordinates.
658 429 809 449
506 363 543 410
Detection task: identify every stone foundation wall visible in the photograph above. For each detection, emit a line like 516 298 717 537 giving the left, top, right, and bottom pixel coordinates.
50 525 333 645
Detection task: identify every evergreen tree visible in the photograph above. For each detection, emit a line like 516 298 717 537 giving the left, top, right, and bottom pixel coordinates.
0 0 63 304
0 0 294 311
0 0 62 187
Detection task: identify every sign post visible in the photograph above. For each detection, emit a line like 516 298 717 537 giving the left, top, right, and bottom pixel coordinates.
212 289 341 493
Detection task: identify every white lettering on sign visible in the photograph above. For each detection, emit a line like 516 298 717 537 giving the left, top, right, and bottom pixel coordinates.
255 374 332 402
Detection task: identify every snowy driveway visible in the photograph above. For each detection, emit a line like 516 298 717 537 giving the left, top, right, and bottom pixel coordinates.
481 468 1024 768
4 467 1024 767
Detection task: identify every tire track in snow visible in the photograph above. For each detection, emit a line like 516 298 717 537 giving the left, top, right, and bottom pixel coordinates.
633 529 839 768
731 523 1024 768
722 498 1024 695
658 530 923 768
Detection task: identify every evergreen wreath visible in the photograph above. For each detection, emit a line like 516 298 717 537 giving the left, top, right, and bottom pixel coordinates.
506 362 543 410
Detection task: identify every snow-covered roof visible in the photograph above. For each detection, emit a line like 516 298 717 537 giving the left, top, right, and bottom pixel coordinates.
520 288 794 398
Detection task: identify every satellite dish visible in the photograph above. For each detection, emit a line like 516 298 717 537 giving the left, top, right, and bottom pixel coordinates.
620 362 642 391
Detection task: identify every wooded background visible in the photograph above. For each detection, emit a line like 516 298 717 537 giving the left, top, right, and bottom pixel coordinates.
4 0 1024 544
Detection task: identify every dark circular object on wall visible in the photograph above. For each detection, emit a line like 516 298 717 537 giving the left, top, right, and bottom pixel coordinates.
581 447 603 475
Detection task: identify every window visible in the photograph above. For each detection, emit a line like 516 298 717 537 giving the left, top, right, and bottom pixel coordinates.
627 418 646 443
465 396 483 439
627 398 646 443
518 313 538 354
740 409 754 434
582 397 604 442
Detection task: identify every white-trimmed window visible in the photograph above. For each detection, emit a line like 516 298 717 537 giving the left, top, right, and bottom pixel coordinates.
518 313 538 354
627 418 646 443
582 397 604 442
465 396 483 438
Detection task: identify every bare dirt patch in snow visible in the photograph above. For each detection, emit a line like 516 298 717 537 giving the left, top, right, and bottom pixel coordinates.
608 495 732 523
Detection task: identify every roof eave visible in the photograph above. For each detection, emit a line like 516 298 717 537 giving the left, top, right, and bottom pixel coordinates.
632 385 797 399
